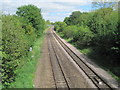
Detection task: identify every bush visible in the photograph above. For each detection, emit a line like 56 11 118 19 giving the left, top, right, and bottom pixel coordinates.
2 15 30 87
73 26 94 46
54 22 66 32
93 10 119 65
19 17 37 46
62 25 77 38
2 5 46 88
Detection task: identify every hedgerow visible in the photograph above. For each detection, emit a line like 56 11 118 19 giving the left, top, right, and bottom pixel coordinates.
2 4 45 87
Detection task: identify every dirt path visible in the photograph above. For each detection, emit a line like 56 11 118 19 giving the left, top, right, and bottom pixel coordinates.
34 34 56 88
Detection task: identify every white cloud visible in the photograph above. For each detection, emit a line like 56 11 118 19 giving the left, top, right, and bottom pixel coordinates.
1 0 92 22
1 0 12 4
43 14 65 22
92 0 119 2
35 0 91 3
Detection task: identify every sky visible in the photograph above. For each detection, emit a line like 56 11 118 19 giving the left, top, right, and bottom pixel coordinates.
1 0 118 22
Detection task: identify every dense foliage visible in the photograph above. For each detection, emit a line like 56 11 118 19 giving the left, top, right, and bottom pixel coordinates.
64 11 82 25
63 25 77 38
2 5 45 87
54 5 120 77
73 26 94 46
16 5 45 37
54 21 66 32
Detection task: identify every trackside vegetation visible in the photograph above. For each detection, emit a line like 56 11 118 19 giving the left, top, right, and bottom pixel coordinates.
54 2 120 81
1 4 46 88
9 35 44 88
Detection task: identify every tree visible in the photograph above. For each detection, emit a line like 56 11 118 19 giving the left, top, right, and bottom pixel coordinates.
2 4 46 88
62 25 77 38
16 5 45 37
54 22 66 32
64 17 71 25
73 26 94 46
64 11 82 25
92 0 118 9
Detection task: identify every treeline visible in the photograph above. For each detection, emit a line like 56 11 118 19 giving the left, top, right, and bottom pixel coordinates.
54 6 120 77
1 5 45 87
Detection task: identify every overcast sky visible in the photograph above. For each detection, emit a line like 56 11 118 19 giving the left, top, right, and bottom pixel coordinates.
1 0 118 22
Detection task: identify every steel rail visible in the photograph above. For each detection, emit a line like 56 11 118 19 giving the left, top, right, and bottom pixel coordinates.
47 31 70 89
52 29 113 90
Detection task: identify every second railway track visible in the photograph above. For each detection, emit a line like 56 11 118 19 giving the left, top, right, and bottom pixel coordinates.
46 27 117 89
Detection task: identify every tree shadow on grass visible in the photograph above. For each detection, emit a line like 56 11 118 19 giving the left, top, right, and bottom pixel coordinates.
70 42 120 81
86 47 120 80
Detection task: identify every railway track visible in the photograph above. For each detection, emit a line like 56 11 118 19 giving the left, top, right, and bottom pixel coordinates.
46 27 116 89
47 32 69 89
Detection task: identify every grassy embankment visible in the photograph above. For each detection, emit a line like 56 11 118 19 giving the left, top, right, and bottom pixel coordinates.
57 32 120 83
8 33 45 88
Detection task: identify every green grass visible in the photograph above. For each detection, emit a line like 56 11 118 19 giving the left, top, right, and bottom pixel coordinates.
57 32 64 38
8 34 45 88
0 83 2 90
57 32 73 42
79 48 92 55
